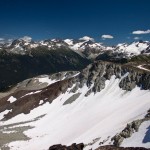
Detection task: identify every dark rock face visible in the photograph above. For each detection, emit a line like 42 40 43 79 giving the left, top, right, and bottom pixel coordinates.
96 145 150 150
0 48 91 91
49 143 84 150
49 144 150 150
77 61 150 95
96 51 128 64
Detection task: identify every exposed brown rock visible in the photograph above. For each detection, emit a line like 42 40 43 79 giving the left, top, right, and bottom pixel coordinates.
96 145 150 150
49 144 150 150
49 143 84 150
0 78 74 120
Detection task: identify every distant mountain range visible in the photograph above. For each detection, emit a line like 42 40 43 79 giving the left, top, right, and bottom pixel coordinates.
0 36 150 58
0 36 150 91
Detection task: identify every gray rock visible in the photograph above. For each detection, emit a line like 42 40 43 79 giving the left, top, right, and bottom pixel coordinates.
63 93 81 105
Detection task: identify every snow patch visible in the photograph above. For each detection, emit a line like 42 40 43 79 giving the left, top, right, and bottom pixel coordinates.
137 65 150 72
0 110 12 120
39 100 44 105
7 96 17 103
64 39 73 45
38 77 56 85
21 90 42 98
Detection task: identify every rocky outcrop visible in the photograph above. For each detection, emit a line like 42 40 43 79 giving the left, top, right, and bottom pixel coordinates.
77 61 150 95
0 78 75 120
96 145 150 150
63 93 81 105
111 109 150 147
48 144 150 150
49 143 84 150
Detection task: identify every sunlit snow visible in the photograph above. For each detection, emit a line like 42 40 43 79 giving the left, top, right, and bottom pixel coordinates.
1 76 149 150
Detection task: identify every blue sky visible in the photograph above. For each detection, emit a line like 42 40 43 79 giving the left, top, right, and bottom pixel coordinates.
0 0 150 45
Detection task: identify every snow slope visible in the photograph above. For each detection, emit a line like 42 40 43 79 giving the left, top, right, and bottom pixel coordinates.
1 76 150 150
115 41 150 56
122 120 150 148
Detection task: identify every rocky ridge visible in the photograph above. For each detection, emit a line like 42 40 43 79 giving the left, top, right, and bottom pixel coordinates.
0 61 150 120
112 109 150 147
0 37 150 59
48 144 150 150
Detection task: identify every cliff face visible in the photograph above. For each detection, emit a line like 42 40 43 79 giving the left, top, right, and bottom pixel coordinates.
77 61 150 93
0 48 91 91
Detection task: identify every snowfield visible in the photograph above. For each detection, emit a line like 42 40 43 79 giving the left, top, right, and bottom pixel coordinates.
122 120 150 148
7 96 17 103
0 76 150 150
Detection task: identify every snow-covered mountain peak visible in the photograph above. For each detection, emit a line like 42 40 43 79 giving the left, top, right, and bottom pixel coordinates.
114 41 150 56
0 36 150 60
19 36 32 43
64 39 74 46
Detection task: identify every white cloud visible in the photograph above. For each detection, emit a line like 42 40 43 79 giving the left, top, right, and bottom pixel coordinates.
101 35 114 39
132 29 150 34
0 38 4 41
79 36 94 42
134 37 140 40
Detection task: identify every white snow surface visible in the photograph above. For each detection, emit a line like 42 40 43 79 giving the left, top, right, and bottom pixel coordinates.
20 36 32 42
7 96 17 103
64 39 73 46
116 42 149 56
137 65 150 72
21 90 42 98
39 100 44 105
1 76 150 150
38 77 57 85
122 120 150 148
70 41 86 50
0 110 12 120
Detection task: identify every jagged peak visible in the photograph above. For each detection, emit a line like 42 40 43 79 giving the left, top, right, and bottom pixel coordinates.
19 36 32 42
